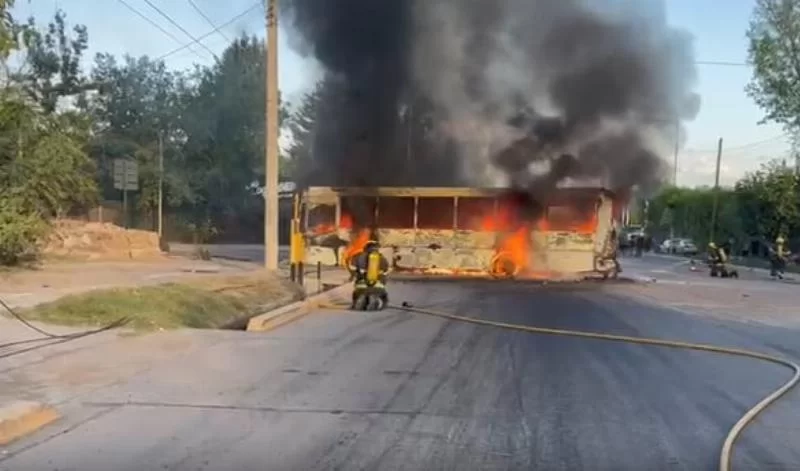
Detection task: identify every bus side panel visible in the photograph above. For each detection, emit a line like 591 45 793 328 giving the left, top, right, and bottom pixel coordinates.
379 228 495 272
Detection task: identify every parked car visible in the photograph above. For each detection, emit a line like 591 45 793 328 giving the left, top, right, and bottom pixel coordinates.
660 238 698 256
676 239 698 256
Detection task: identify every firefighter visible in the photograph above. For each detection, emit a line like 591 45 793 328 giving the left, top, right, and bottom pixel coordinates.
707 242 719 264
634 234 644 257
708 241 738 278
349 240 390 310
769 236 790 279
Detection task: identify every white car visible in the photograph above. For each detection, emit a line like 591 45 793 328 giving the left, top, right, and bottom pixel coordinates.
660 238 697 256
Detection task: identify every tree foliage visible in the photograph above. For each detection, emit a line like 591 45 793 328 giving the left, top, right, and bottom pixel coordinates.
646 159 800 254
646 186 744 248
746 0 800 128
735 160 800 238
0 10 98 264
14 10 95 113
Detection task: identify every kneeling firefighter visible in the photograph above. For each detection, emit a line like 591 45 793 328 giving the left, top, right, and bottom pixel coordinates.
707 242 738 278
349 240 390 310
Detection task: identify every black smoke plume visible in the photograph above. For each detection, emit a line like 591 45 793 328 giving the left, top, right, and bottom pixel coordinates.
284 0 700 200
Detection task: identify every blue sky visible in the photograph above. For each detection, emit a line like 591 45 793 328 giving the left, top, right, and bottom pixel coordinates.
12 0 792 188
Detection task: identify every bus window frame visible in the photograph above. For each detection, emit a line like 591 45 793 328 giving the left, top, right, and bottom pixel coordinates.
455 196 497 231
375 196 416 229
416 196 457 230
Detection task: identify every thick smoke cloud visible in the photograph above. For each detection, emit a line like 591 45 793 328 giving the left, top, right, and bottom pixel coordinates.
283 0 700 198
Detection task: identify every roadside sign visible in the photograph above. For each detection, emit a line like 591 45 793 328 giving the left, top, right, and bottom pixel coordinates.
113 159 138 191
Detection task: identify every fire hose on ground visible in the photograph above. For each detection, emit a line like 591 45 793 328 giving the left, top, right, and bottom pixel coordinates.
317 300 799 471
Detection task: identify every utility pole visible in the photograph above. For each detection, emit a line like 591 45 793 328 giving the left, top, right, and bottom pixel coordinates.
157 132 164 239
709 138 723 244
668 118 680 240
673 118 680 187
264 0 280 270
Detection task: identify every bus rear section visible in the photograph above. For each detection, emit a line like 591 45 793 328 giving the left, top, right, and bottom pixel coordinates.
297 186 620 280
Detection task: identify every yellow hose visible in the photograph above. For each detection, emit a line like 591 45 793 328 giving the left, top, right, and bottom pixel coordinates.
317 301 799 471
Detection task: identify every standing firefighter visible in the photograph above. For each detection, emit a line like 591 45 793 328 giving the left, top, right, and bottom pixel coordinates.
349 240 390 310
769 236 790 280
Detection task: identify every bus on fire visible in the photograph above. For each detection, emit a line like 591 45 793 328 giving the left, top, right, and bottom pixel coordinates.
291 186 622 280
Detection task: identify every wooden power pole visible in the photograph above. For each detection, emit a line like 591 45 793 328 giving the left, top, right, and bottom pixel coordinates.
673 118 680 186
265 0 280 270
709 138 724 244
157 132 164 239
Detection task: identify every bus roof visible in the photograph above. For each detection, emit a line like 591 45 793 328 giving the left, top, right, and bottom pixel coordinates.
303 186 615 199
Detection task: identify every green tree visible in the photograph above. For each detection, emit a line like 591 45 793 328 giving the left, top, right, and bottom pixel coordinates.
735 159 800 239
176 35 288 240
647 186 743 247
0 9 98 264
0 90 98 263
88 53 192 228
14 10 97 113
0 0 18 60
746 0 800 128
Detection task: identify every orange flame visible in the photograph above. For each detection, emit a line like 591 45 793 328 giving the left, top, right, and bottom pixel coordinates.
480 205 514 232
340 213 354 229
491 227 532 276
310 223 336 236
338 211 371 268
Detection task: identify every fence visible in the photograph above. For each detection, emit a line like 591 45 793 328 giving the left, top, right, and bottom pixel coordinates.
74 200 293 245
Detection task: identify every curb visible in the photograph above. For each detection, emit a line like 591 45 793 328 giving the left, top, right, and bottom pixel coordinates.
0 401 59 446
246 283 352 332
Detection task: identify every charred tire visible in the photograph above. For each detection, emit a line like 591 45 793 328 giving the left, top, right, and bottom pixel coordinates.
490 252 520 279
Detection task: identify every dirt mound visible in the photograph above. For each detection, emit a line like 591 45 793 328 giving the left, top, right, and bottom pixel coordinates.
42 219 164 261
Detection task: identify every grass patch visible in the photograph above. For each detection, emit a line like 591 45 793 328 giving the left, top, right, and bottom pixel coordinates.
23 271 306 331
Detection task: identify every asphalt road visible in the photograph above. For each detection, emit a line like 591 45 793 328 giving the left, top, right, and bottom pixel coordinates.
622 252 797 284
2 279 799 470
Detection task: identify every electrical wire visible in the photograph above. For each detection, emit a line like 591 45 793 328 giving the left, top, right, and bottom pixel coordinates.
141 0 219 61
186 0 230 42
155 2 261 62
116 0 209 62
0 295 130 357
316 300 799 471
685 133 791 154
695 60 750 67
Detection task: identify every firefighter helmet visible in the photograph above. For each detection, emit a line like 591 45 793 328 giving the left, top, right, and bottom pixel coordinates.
365 240 379 252
708 242 716 248
777 236 785 244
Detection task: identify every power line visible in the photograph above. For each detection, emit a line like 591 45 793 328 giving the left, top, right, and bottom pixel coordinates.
155 2 261 62
687 134 790 153
116 0 208 61
187 0 229 42
695 60 750 67
141 0 219 61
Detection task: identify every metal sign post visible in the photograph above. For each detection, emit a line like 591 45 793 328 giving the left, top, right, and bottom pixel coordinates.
113 158 139 228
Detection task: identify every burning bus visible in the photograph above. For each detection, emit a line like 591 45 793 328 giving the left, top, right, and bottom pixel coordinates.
293 186 622 280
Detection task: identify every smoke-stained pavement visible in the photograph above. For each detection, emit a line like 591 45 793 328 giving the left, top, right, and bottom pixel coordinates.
1 280 799 470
